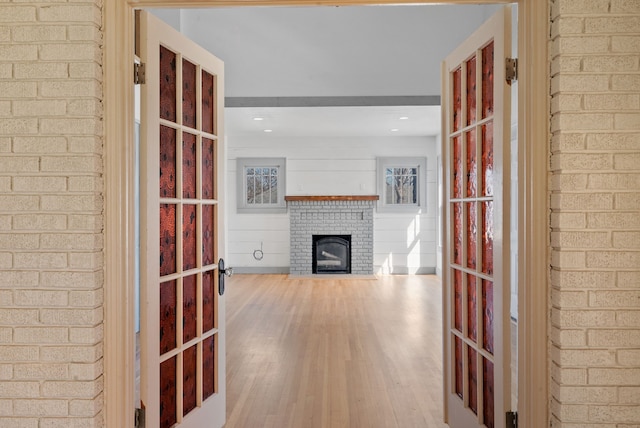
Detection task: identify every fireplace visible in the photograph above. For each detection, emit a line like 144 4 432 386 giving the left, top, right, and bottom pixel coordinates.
286 195 378 275
313 235 351 274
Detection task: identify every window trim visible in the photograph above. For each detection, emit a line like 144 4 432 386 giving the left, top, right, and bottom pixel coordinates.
236 157 287 213
377 157 427 213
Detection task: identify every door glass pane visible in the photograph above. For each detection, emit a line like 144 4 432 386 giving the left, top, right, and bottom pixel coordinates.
453 203 462 265
203 335 215 399
160 126 177 199
467 274 477 343
183 344 198 416
160 204 177 276
452 67 462 132
483 279 495 355
202 70 215 135
453 136 463 199
183 132 197 199
482 42 495 119
160 356 177 428
182 58 197 129
482 121 494 197
466 56 477 126
202 271 215 333
483 357 495 428
202 205 215 266
482 201 494 275
160 46 177 122
202 138 215 199
454 336 463 399
160 280 177 355
454 268 463 332
183 204 197 271
466 129 477 198
183 274 197 343
468 346 478 415
466 202 477 269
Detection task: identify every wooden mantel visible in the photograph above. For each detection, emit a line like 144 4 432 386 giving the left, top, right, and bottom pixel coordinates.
285 195 379 201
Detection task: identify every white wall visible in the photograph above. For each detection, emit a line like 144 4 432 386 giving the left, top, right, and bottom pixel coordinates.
436 132 443 278
510 5 519 320
227 135 438 274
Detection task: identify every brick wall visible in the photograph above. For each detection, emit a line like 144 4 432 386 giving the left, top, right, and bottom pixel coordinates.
0 2 104 426
288 200 375 275
550 0 640 426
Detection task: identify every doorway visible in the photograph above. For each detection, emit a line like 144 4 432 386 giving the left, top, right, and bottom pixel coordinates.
138 6 514 423
103 1 548 427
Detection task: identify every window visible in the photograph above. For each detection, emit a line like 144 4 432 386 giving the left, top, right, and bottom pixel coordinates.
237 157 286 213
377 157 427 212
385 166 418 204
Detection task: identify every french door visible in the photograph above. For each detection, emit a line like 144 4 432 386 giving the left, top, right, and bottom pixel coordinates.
138 10 226 428
442 7 512 428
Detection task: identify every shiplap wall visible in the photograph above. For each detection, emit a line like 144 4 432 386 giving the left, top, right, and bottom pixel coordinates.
226 135 438 274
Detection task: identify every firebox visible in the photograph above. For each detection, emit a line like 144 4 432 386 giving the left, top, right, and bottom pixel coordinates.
312 235 351 274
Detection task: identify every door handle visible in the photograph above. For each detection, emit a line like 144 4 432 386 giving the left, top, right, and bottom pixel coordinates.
218 258 233 295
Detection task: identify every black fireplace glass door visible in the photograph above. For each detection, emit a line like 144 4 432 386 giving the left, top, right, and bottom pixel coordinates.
313 235 351 274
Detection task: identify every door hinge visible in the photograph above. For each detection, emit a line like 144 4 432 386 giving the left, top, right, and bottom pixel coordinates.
134 62 146 85
135 407 145 428
506 411 518 428
506 58 518 85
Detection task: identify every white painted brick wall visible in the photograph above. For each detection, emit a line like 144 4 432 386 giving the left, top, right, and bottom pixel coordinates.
550 0 640 426
288 200 375 275
0 1 103 425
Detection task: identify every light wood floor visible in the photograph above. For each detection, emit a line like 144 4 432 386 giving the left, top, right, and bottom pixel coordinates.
225 274 448 428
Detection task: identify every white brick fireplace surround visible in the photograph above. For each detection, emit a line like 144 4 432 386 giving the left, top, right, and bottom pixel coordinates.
286 196 378 275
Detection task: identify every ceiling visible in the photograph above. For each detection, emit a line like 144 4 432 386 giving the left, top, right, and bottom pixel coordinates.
224 105 441 137
148 5 504 138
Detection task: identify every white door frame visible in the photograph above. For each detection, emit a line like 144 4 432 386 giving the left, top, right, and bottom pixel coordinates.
103 1 548 427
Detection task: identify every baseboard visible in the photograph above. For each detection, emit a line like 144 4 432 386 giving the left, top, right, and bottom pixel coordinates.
288 274 377 280
374 266 437 275
231 266 290 274
231 266 437 275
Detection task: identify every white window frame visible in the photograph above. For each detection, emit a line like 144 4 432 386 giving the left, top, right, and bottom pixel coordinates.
237 157 287 213
377 157 427 213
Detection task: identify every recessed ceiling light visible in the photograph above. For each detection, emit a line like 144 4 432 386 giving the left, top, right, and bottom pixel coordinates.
399 116 409 120
264 129 273 133
390 128 399 132
253 117 264 121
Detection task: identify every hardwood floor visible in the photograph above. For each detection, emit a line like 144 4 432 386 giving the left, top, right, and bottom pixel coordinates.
225 274 448 428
